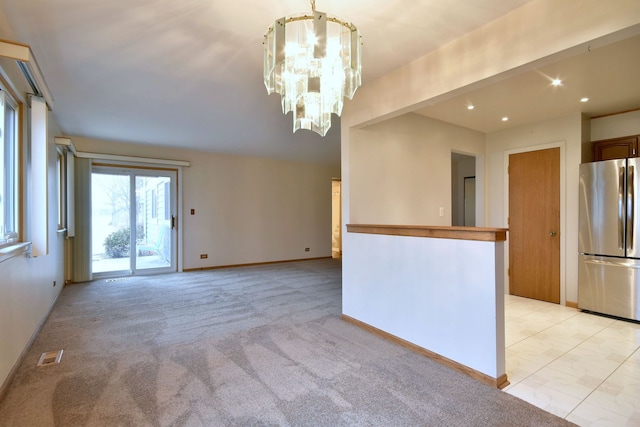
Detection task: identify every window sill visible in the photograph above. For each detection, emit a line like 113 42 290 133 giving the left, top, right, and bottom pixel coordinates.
0 242 32 264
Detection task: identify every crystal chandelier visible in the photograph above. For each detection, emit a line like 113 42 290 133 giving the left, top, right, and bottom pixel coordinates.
263 0 362 137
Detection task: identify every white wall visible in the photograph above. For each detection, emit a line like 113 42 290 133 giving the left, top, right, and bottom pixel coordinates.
344 232 505 380
338 0 640 382
591 110 640 141
0 13 66 396
341 0 639 310
349 113 485 225
0 107 65 392
71 137 339 269
485 113 583 304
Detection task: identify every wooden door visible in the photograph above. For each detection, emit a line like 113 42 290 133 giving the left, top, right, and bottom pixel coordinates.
509 148 560 303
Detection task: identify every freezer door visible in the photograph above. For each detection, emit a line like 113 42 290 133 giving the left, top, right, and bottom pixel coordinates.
627 158 640 258
578 254 640 321
578 159 626 257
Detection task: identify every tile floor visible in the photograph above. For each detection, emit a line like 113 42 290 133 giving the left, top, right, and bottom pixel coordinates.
503 295 640 426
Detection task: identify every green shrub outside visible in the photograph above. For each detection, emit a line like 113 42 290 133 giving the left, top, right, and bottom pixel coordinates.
104 228 130 258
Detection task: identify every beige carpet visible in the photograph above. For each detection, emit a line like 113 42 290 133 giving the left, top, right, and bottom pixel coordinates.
0 259 575 426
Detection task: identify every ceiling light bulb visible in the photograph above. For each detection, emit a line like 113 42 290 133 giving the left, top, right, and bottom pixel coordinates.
580 97 589 103
551 78 562 86
467 105 475 110
502 117 509 122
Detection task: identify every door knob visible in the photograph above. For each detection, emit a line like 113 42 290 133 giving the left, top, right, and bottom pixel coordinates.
549 231 557 237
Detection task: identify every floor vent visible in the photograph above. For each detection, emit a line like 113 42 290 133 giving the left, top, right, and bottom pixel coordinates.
36 350 63 367
105 278 129 283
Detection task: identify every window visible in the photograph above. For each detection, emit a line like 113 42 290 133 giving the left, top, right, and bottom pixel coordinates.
0 90 19 246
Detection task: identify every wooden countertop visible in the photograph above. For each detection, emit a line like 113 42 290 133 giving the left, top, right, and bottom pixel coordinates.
346 224 508 242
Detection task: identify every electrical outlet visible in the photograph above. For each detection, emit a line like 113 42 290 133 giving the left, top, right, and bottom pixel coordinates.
190 209 195 215
305 248 310 252
439 207 445 217
200 254 208 259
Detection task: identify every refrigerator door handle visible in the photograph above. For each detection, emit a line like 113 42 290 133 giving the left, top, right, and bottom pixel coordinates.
628 165 635 253
619 165 626 250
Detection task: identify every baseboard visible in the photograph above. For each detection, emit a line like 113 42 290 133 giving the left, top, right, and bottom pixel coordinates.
342 314 509 389
0 287 63 403
183 256 333 272
566 300 578 309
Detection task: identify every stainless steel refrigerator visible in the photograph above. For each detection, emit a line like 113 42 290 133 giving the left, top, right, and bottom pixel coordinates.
579 158 640 321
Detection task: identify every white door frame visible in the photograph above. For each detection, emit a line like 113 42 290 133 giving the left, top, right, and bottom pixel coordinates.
91 164 180 277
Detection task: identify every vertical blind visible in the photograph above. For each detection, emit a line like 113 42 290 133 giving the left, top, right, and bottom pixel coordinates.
30 96 48 256
72 157 91 282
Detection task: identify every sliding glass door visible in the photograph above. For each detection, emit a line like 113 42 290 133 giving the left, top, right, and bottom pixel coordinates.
134 173 175 272
91 166 177 277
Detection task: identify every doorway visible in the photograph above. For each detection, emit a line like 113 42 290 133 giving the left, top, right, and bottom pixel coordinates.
464 176 476 226
91 166 177 277
332 179 342 258
508 147 560 303
451 153 476 226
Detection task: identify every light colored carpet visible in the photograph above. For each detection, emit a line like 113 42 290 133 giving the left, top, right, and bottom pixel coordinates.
0 258 575 426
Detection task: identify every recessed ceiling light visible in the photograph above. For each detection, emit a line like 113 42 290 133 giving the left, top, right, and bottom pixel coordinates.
502 117 509 122
580 97 589 103
551 78 563 86
467 105 475 110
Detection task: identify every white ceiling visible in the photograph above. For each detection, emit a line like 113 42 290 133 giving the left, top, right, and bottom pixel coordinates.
414 33 640 133
0 1 637 166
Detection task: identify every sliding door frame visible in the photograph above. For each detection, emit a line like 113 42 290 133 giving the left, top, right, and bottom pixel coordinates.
91 162 181 277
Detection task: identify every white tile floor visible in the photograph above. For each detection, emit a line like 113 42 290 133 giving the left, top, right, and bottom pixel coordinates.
504 295 640 426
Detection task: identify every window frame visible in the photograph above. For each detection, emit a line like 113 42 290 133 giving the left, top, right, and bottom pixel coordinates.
0 88 20 247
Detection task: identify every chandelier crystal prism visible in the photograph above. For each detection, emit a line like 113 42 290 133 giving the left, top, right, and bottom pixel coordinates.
263 0 362 137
